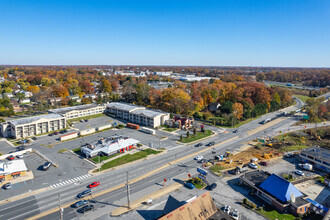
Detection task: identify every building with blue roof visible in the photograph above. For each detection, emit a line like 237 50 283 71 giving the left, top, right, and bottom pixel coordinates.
241 170 311 216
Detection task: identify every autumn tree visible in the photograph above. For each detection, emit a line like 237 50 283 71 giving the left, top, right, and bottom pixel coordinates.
232 102 243 120
99 78 112 94
27 85 40 94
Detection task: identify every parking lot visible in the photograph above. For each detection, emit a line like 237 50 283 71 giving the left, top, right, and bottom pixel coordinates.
72 115 119 131
0 140 15 155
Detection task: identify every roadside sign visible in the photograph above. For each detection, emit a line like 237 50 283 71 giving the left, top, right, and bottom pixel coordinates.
197 168 208 176
303 115 309 120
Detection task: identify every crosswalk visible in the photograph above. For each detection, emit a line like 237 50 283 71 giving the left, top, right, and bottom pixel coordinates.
49 174 92 189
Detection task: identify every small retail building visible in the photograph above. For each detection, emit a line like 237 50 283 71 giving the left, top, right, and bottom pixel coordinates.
0 160 28 183
240 171 311 216
300 146 330 173
81 135 140 158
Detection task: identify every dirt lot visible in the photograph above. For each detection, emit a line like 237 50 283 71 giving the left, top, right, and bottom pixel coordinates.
214 142 282 170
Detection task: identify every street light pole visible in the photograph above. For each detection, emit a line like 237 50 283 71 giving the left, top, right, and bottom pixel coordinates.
58 193 63 220
126 171 130 209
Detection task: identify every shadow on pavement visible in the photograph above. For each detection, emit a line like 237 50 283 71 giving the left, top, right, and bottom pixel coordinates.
136 210 163 220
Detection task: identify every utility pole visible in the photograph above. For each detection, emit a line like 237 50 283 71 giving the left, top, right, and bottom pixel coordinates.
58 193 63 220
126 171 130 209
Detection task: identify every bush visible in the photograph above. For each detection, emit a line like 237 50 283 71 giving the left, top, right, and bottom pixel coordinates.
137 143 142 147
243 198 247 204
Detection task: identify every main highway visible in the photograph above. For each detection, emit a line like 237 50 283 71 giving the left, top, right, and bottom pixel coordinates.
0 99 304 220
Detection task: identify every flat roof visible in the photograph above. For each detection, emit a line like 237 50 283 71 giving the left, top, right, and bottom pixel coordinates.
8 113 64 126
107 102 144 112
0 159 28 175
243 170 270 186
301 146 330 162
49 104 101 114
132 108 166 118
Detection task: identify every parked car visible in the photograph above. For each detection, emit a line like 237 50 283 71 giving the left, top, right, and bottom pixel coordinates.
60 130 65 134
195 143 203 147
43 162 52 171
259 161 269 166
231 209 239 220
73 200 88 208
48 133 54 136
80 120 84 123
7 155 15 160
4 182 12 190
16 154 23 159
88 181 100 188
294 170 305 176
206 142 215 147
184 182 195 189
200 158 207 163
32 137 37 140
248 163 258 169
77 205 94 213
54 132 59 135
224 205 231 214
84 119 88 122
207 183 217 191
77 189 92 199
194 156 203 161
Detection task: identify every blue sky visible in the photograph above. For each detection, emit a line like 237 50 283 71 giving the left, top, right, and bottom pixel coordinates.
0 0 329 67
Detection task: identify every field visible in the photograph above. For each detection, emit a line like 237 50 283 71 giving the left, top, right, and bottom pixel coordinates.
68 113 105 122
178 130 212 143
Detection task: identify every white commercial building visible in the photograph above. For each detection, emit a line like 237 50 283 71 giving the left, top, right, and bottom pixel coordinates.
49 104 106 119
106 102 170 128
81 136 140 158
0 114 66 139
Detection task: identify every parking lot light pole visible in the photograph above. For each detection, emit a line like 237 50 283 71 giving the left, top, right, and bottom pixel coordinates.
58 193 63 220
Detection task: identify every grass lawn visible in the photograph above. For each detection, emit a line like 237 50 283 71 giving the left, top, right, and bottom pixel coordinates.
257 209 296 220
281 144 309 152
97 149 160 171
72 147 84 156
194 182 206 189
163 127 178 132
91 153 120 163
294 95 310 102
179 130 212 143
68 113 105 122
210 164 225 173
58 149 68 153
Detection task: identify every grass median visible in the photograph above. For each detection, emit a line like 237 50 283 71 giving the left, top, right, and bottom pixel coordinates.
96 149 161 172
179 130 212 143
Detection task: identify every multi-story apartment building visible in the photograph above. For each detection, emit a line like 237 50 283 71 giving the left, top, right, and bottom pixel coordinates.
0 114 66 139
49 104 106 119
106 102 170 128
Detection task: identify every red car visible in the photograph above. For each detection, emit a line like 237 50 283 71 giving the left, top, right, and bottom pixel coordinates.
7 155 15 160
260 161 269 166
88 182 100 188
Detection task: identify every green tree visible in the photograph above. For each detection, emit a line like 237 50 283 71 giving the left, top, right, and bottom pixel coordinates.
193 128 197 135
186 131 190 138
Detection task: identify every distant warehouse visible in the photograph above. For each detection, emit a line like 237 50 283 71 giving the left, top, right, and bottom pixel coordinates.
0 114 66 139
106 102 170 128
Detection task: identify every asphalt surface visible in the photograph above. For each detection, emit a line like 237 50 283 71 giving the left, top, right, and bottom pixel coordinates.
0 99 308 220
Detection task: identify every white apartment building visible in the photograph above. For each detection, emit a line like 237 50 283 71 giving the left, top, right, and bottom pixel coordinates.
0 114 66 139
49 104 106 119
106 102 170 128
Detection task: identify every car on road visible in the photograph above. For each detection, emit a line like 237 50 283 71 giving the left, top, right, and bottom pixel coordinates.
211 149 216 154
207 183 217 191
7 155 15 160
224 205 231 214
294 170 305 176
4 182 12 189
233 129 238 133
195 143 203 147
16 154 23 159
88 181 100 188
77 205 94 213
184 182 195 189
194 156 203 161
231 209 239 220
32 137 37 140
248 163 258 169
73 200 88 208
206 142 215 147
259 161 269 166
42 162 52 171
77 189 92 199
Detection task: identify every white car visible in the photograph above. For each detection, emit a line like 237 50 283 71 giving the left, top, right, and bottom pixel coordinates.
16 154 23 159
231 209 239 220
294 170 305 176
248 163 258 169
194 156 203 161
224 205 231 214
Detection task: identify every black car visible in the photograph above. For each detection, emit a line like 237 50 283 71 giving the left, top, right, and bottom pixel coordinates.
233 129 238 133
77 205 94 213
206 142 215 147
207 183 217 191
77 189 92 199
195 143 203 147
